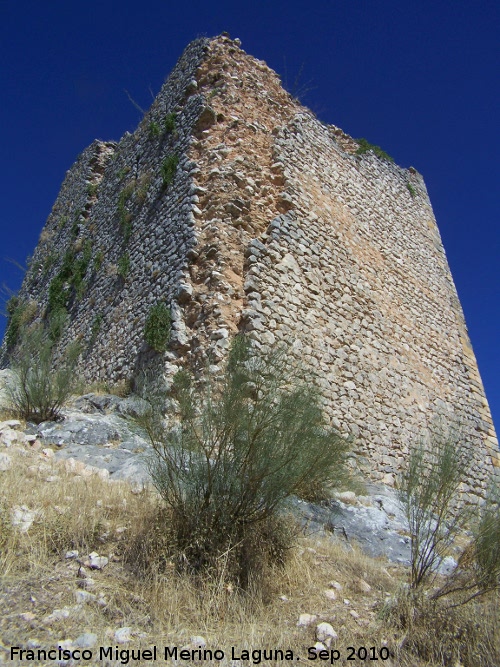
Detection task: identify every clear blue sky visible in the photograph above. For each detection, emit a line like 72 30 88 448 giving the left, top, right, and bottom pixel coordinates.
1 0 498 433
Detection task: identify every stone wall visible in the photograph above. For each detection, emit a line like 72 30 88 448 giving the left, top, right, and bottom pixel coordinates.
2 35 497 493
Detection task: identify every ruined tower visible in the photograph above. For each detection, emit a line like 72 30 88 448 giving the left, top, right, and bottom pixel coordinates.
2 35 498 493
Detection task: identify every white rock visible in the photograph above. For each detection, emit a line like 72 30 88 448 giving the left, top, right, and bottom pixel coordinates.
0 419 22 431
316 622 338 644
190 635 206 648
297 613 317 627
309 642 327 654
42 448 54 458
350 610 360 619
75 590 97 604
89 554 109 570
114 627 132 644
75 633 98 648
11 506 39 532
357 578 372 593
336 491 356 505
0 452 12 470
65 550 79 559
58 639 74 650
324 589 336 600
343 599 351 605
329 580 342 590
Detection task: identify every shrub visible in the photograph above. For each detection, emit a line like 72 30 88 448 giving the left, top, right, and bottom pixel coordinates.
4 298 38 348
144 303 171 352
138 336 350 587
148 121 161 138
117 253 130 279
397 421 474 590
163 112 176 134
7 324 82 423
161 154 179 188
398 420 500 606
355 137 394 162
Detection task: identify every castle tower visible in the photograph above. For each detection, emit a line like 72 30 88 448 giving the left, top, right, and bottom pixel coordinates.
3 35 498 494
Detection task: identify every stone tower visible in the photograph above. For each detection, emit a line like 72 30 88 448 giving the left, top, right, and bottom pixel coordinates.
2 34 498 494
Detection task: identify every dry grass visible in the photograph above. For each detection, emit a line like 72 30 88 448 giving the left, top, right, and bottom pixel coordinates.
1 440 498 666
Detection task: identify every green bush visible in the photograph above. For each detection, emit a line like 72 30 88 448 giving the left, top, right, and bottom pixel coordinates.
138 336 350 587
161 154 179 188
117 253 130 279
355 137 394 162
148 121 161 138
398 420 500 604
4 298 38 348
7 324 81 423
144 303 171 352
163 113 176 134
398 421 474 589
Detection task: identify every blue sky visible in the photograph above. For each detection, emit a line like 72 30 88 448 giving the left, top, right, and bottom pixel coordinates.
1 0 498 432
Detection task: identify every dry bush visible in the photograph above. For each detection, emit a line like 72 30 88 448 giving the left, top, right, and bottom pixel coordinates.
138 336 350 588
387 590 500 667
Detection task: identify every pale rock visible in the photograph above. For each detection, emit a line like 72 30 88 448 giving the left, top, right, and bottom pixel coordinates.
336 491 356 504
316 622 338 645
190 636 207 648
42 448 54 458
57 639 75 650
11 505 39 532
0 452 12 471
343 598 350 605
297 613 317 626
75 633 98 648
88 553 109 570
0 419 22 431
45 606 75 623
310 642 327 654
65 550 79 559
357 578 372 593
324 589 336 600
75 590 97 604
329 581 342 590
350 610 360 619
114 627 133 644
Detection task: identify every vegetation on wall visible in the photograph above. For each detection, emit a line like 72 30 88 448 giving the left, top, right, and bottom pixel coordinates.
4 297 37 348
117 253 131 280
355 137 394 162
163 112 176 134
144 302 171 352
161 154 179 188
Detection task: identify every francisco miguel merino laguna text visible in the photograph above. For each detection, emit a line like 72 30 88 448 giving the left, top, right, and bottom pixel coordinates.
10 645 298 664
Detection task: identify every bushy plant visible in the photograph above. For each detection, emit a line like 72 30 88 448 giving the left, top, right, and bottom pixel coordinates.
398 421 474 589
163 112 176 134
398 420 500 603
161 154 179 188
144 303 171 352
355 137 394 162
117 253 130 279
7 324 81 423
4 297 38 348
138 336 350 587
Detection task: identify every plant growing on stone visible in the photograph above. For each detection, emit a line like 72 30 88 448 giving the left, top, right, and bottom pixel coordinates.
163 112 176 134
7 323 82 423
355 138 394 162
139 336 350 587
144 303 171 352
148 121 161 138
117 253 131 280
4 297 38 348
160 154 179 188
